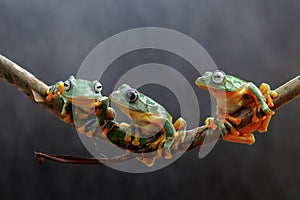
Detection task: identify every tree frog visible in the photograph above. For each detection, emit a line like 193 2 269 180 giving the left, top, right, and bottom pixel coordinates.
195 70 278 144
46 76 115 137
109 84 186 164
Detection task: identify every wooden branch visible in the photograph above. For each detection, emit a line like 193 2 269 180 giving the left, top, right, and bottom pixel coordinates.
1 53 300 165
0 54 66 123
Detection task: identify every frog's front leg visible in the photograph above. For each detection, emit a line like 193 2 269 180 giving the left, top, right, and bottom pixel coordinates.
46 81 65 102
148 118 175 159
259 83 278 108
95 97 109 125
61 100 73 123
247 82 275 122
257 83 278 132
172 118 187 150
122 125 142 146
162 120 177 159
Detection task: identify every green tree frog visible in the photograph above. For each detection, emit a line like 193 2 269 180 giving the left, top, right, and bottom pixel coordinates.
195 70 278 144
109 84 186 164
46 76 115 137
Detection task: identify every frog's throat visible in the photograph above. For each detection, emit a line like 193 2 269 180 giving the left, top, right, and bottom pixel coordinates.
67 97 99 106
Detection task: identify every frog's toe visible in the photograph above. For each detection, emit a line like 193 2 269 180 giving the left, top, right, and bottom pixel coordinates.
105 108 116 120
136 157 155 167
164 149 172 159
205 117 218 130
226 114 241 125
252 116 260 123
124 133 132 143
251 107 260 123
270 91 278 99
173 131 186 150
172 136 180 150
178 131 186 144
132 132 140 146
173 118 186 130
46 93 54 102
163 140 173 159
263 108 274 115
224 120 239 136
63 115 72 123
77 125 86 134
257 114 272 133
155 148 163 158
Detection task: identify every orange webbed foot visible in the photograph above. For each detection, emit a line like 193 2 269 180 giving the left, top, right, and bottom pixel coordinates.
204 117 218 130
223 133 255 145
259 83 278 108
63 114 72 123
136 157 155 167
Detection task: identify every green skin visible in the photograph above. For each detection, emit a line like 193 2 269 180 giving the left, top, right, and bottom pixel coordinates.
195 70 273 136
48 76 109 127
110 84 185 159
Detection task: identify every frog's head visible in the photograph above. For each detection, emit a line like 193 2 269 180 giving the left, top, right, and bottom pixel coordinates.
195 70 245 92
55 76 103 102
110 84 167 122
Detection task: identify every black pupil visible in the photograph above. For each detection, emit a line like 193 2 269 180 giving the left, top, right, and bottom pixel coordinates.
214 74 221 79
126 90 137 102
64 81 70 89
242 94 249 99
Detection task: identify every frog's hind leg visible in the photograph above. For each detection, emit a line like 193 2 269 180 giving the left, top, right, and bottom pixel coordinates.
257 114 272 133
172 118 187 150
223 132 255 145
220 119 255 145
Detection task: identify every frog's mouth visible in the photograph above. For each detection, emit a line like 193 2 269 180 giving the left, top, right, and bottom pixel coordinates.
110 99 137 114
195 79 209 90
110 98 150 120
196 84 208 90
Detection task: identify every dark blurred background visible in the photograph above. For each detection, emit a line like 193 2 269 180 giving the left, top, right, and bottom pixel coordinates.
1 0 300 199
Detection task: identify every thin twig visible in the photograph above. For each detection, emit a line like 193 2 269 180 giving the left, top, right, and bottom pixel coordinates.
34 151 135 165
1 54 300 165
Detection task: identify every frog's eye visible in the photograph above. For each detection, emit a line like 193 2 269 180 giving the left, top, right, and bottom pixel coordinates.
125 89 139 103
94 82 102 94
212 70 226 84
64 80 71 91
